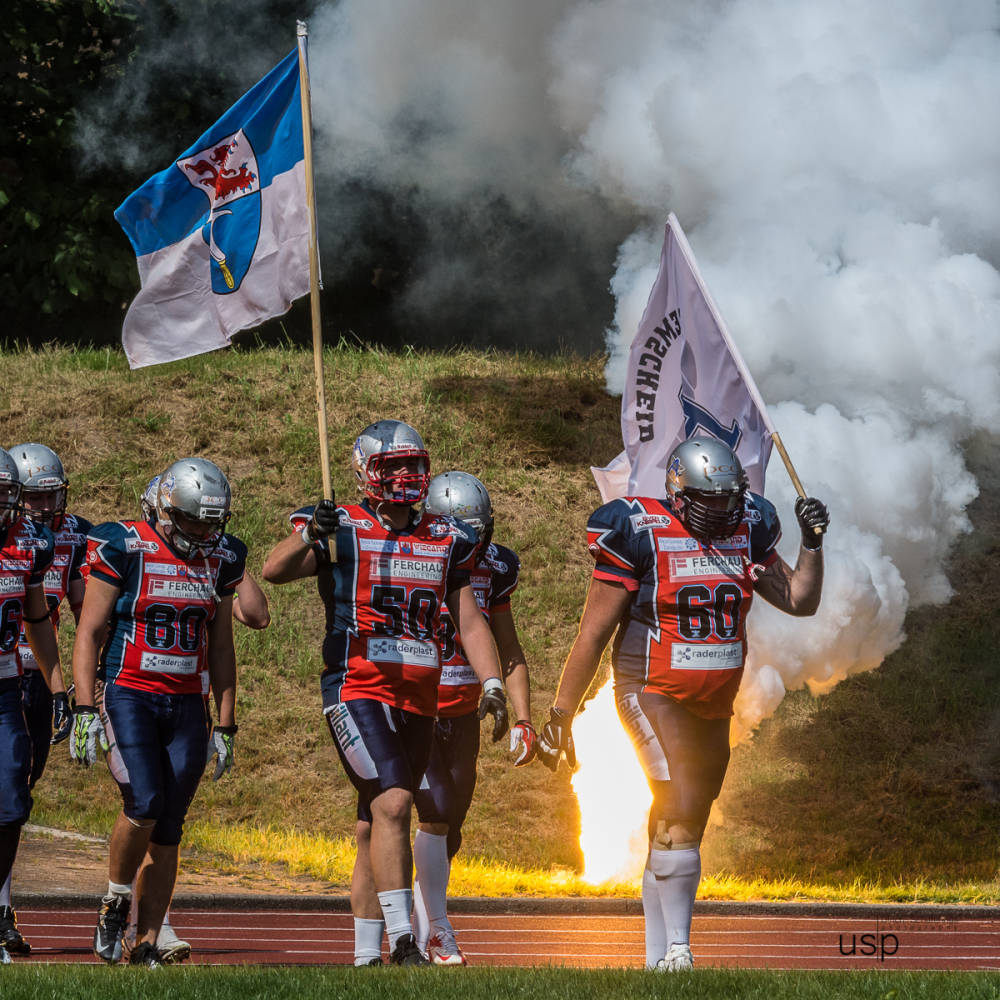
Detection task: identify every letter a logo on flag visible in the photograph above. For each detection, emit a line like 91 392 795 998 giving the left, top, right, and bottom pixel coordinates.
592 214 775 502
115 49 310 369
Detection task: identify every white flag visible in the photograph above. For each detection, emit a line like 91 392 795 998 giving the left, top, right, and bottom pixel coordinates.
594 214 773 501
114 48 310 369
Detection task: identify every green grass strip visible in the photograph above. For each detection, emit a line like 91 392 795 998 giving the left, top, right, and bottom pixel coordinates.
1 966 998 1000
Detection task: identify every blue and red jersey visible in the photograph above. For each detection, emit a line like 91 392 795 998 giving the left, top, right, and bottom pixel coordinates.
0 517 55 681
17 512 91 672
290 501 480 717
587 494 781 719
85 519 246 696
436 542 519 718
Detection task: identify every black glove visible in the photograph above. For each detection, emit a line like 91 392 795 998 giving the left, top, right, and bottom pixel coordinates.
795 496 829 549
51 691 73 745
537 706 576 772
477 678 509 743
303 496 338 544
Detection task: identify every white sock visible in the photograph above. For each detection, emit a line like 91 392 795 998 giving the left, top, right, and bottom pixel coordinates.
353 917 385 965
413 878 430 951
377 888 414 948
0 871 11 908
641 866 667 968
648 847 701 946
413 830 452 944
107 880 132 899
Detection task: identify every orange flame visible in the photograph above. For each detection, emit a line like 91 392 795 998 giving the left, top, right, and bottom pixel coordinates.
570 676 650 883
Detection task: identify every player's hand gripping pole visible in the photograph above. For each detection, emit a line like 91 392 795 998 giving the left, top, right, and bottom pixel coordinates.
770 431 828 544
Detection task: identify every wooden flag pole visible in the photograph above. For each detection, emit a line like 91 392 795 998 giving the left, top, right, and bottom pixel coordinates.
770 431 807 499
297 22 335 559
297 22 334 505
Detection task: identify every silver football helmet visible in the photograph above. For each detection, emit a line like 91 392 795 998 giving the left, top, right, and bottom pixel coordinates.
155 458 231 559
0 447 22 529
665 437 748 540
424 471 494 550
351 420 430 505
10 443 69 529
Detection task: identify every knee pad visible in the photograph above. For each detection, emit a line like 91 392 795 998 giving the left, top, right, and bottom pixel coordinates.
647 843 701 879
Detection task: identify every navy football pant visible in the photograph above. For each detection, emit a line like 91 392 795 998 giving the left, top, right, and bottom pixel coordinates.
0 677 32 828
413 710 480 859
20 669 52 789
325 698 434 824
103 684 207 846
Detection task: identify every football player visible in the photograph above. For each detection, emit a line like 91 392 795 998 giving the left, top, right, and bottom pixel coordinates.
262 420 509 967
412 471 535 965
109 475 271 964
0 444 91 957
538 437 828 971
71 458 246 968
0 447 66 966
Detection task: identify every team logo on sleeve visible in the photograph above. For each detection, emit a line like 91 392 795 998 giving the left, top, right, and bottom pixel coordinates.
629 513 672 531
125 538 159 553
341 515 374 530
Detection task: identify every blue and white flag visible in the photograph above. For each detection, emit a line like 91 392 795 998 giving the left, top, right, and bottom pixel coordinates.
115 48 310 369
592 214 774 502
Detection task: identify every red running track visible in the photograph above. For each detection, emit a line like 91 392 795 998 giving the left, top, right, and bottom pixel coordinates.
11 908 1000 970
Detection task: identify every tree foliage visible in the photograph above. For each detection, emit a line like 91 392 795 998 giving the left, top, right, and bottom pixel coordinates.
1 1 138 338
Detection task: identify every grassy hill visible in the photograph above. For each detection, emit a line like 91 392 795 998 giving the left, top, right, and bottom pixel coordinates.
3 344 997 902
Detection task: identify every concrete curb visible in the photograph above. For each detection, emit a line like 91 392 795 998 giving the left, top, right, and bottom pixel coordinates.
16 892 998 921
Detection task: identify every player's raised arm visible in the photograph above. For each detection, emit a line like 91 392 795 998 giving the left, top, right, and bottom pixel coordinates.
752 496 828 616
261 498 337 583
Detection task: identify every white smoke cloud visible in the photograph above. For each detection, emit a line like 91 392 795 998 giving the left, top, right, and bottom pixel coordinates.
555 0 999 736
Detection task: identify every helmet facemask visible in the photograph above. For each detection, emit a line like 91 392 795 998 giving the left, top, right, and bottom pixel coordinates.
361 450 430 505
676 487 746 540
159 506 230 559
21 485 68 530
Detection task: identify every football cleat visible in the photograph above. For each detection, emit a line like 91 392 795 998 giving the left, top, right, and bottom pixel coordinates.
93 893 131 964
156 922 191 964
128 941 163 968
0 906 30 955
389 933 430 966
655 942 694 971
426 929 468 966
356 956 384 967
